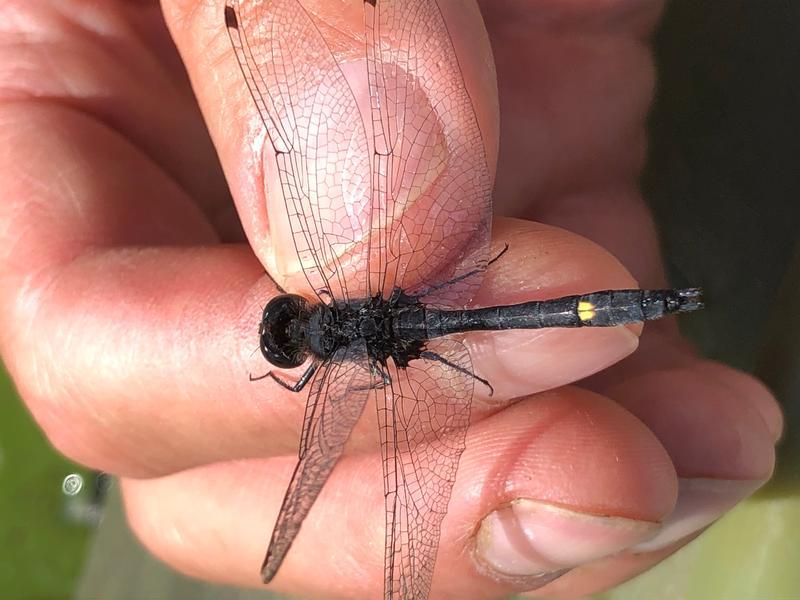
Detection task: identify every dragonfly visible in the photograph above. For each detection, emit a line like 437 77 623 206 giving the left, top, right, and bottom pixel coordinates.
223 1 703 598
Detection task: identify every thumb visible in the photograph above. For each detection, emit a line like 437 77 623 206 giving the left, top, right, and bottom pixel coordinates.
162 0 499 295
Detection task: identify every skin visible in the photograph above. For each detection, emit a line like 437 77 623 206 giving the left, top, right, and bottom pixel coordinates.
0 1 782 599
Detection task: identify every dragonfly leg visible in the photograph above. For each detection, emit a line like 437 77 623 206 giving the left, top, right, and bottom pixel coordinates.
357 361 391 391
486 243 510 267
267 362 318 393
412 243 509 299
372 363 391 389
420 350 494 396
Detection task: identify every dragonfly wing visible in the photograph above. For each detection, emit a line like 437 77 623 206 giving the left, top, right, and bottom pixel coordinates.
376 339 474 599
365 0 493 307
226 0 372 301
261 342 372 582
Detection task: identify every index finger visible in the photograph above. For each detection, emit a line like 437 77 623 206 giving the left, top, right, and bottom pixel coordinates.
4 1 643 480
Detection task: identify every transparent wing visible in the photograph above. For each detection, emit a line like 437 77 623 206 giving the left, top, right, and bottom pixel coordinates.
365 0 493 307
226 0 372 301
261 342 372 582
376 339 474 599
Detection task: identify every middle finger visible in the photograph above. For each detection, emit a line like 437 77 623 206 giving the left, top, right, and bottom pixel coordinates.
122 386 677 599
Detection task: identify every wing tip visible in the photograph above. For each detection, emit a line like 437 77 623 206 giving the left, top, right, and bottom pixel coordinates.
224 4 239 29
260 555 278 584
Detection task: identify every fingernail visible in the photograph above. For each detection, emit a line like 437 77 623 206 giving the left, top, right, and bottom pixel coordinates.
471 326 639 399
475 499 659 578
631 477 766 553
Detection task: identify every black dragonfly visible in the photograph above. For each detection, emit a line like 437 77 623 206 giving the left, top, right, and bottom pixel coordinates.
224 1 703 598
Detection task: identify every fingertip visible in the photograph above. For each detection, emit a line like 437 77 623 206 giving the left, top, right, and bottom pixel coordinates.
477 218 638 306
461 387 678 523
466 217 643 401
609 364 778 481
469 326 640 401
433 387 678 595
700 361 784 443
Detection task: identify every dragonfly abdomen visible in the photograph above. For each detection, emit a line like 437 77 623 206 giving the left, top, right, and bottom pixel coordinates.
419 288 703 338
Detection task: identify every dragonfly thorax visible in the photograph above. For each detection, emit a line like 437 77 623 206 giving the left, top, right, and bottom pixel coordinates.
262 295 395 367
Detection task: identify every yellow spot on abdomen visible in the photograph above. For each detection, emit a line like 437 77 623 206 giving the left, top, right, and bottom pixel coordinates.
578 300 596 321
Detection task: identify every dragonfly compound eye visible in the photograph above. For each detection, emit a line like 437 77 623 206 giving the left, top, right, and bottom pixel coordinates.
259 294 309 368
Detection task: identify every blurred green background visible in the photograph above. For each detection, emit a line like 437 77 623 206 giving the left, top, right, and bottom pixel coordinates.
1 1 798 599
0 371 94 598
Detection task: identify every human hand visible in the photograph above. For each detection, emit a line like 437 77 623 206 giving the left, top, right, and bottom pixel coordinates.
0 1 780 599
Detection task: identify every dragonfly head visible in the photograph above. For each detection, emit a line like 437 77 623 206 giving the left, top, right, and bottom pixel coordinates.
259 294 310 368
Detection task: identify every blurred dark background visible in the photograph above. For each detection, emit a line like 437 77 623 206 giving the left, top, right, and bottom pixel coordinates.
646 0 800 373
645 0 800 506
1 1 798 598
